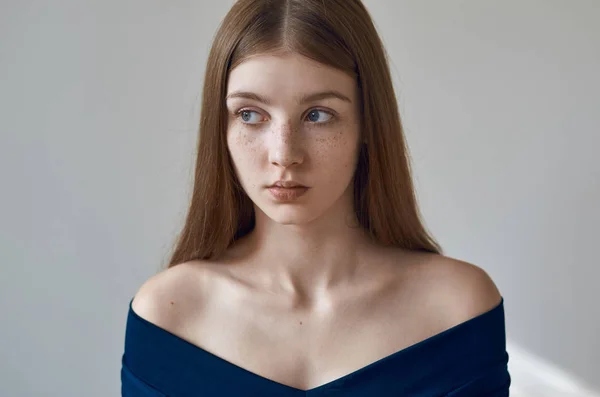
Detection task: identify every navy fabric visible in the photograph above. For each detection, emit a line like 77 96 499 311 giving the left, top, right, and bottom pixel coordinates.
121 297 510 396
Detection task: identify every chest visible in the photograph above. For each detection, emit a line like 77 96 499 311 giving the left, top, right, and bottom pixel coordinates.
179 290 443 391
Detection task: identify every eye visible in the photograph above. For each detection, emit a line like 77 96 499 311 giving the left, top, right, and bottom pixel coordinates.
237 110 265 125
306 109 333 124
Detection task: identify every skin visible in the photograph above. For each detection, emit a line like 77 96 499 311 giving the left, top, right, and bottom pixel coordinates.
223 52 385 306
131 52 503 392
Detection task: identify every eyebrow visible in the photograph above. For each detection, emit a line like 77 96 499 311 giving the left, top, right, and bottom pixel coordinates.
225 90 353 105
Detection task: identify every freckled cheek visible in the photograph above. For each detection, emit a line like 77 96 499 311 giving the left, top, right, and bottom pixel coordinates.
310 129 358 168
229 129 259 159
228 130 263 188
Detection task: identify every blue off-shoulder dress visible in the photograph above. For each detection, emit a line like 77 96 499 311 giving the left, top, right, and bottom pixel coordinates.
121 297 511 396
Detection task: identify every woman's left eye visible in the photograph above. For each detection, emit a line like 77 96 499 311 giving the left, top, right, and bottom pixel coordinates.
306 109 333 123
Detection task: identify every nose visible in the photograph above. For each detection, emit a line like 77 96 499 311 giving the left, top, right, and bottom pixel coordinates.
268 120 304 168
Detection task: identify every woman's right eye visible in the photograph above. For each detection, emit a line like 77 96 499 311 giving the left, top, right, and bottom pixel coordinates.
237 110 264 124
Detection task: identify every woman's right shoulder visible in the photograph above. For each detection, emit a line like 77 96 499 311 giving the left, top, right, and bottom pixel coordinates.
130 260 218 331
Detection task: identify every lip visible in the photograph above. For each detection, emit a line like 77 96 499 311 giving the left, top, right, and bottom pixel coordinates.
268 180 308 188
267 186 309 201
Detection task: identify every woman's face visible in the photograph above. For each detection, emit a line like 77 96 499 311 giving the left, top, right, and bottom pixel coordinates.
225 52 362 225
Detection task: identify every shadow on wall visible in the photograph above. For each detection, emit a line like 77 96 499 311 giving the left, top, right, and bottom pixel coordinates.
508 341 600 397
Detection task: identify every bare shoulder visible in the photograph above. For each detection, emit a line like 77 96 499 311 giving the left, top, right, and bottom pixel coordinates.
410 253 503 324
130 260 217 331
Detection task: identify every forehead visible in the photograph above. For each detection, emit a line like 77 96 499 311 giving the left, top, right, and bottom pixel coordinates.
226 53 357 98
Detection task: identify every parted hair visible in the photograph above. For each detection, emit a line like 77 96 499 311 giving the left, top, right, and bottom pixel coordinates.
167 0 442 268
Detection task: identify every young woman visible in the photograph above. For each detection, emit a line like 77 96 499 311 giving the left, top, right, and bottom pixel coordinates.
121 0 510 395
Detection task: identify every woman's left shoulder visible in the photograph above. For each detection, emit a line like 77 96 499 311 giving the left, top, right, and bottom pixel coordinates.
409 253 504 324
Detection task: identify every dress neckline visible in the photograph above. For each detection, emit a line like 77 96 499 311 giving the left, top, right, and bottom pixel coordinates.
128 296 504 393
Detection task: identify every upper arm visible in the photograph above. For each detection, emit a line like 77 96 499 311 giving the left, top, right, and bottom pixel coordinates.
131 261 210 331
450 258 502 311
424 256 503 325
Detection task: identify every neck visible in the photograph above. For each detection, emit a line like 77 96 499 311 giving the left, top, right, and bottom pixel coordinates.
230 195 377 303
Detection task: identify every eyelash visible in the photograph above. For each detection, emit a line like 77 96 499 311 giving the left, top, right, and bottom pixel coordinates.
234 108 336 127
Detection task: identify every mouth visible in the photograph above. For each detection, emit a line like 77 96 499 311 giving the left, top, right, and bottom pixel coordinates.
268 181 308 188
266 185 310 201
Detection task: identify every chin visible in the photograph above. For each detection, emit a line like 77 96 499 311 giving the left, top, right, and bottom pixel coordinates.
252 200 319 226
266 207 318 225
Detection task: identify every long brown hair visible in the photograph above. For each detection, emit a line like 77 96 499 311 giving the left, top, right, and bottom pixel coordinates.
167 0 442 268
